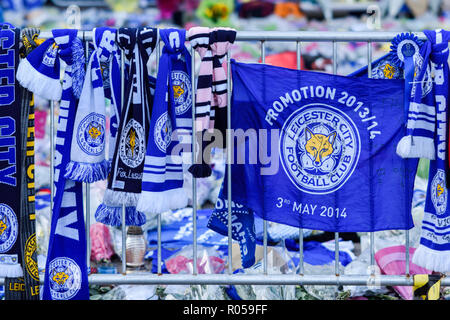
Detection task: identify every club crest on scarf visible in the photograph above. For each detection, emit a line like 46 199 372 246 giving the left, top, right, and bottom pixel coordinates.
24 234 39 281
280 104 361 194
76 113 106 156
48 257 82 300
154 112 173 153
431 169 447 215
119 119 145 169
0 204 18 253
372 61 401 79
172 70 192 115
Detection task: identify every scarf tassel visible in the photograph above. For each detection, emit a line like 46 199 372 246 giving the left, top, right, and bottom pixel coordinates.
396 135 436 159
94 204 146 227
16 57 62 101
0 263 23 278
64 159 110 183
413 245 450 273
136 189 189 215
103 188 142 208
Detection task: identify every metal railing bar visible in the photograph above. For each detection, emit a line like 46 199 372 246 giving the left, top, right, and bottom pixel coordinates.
36 30 430 43
332 41 340 277
226 49 233 275
405 230 410 276
155 38 163 275
296 40 304 276
260 40 268 275
49 100 54 216
84 38 91 271
367 41 376 274
120 48 127 275
4 273 446 286
190 43 198 276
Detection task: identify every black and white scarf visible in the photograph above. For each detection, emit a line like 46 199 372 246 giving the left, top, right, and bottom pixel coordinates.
95 27 157 226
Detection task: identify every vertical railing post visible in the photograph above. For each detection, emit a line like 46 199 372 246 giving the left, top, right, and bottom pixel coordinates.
155 34 163 275
296 40 304 277
260 40 268 275
50 100 54 216
84 34 91 271
332 40 340 277
191 43 198 275
120 48 127 275
226 49 233 275
367 41 376 275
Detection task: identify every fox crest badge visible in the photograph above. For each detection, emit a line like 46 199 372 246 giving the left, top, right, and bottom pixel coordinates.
172 71 191 115
280 104 361 194
48 257 82 300
431 169 447 215
119 119 146 169
0 204 18 253
76 113 106 156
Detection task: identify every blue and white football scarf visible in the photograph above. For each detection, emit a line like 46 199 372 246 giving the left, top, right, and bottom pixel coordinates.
95 27 157 226
64 28 112 183
16 34 62 102
412 29 450 273
42 29 89 300
0 23 23 285
393 33 435 160
207 186 256 268
136 28 192 216
223 60 418 232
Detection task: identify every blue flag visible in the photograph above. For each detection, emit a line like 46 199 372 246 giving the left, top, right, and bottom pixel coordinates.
223 60 418 232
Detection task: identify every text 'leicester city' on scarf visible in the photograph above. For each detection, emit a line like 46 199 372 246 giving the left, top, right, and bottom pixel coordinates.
0 23 24 282
136 28 192 217
223 60 418 233
95 27 157 227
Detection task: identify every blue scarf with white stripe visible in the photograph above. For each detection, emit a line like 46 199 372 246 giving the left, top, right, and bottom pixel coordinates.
64 28 112 183
395 34 435 160
136 28 192 217
43 29 89 300
413 29 450 273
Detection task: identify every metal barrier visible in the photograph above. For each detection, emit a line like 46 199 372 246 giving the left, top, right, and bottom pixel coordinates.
1 30 449 290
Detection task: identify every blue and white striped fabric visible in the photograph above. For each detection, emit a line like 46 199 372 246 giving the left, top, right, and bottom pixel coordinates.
136 29 192 217
413 29 450 273
64 28 111 183
396 37 435 160
43 29 89 300
94 27 123 165
16 37 62 101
